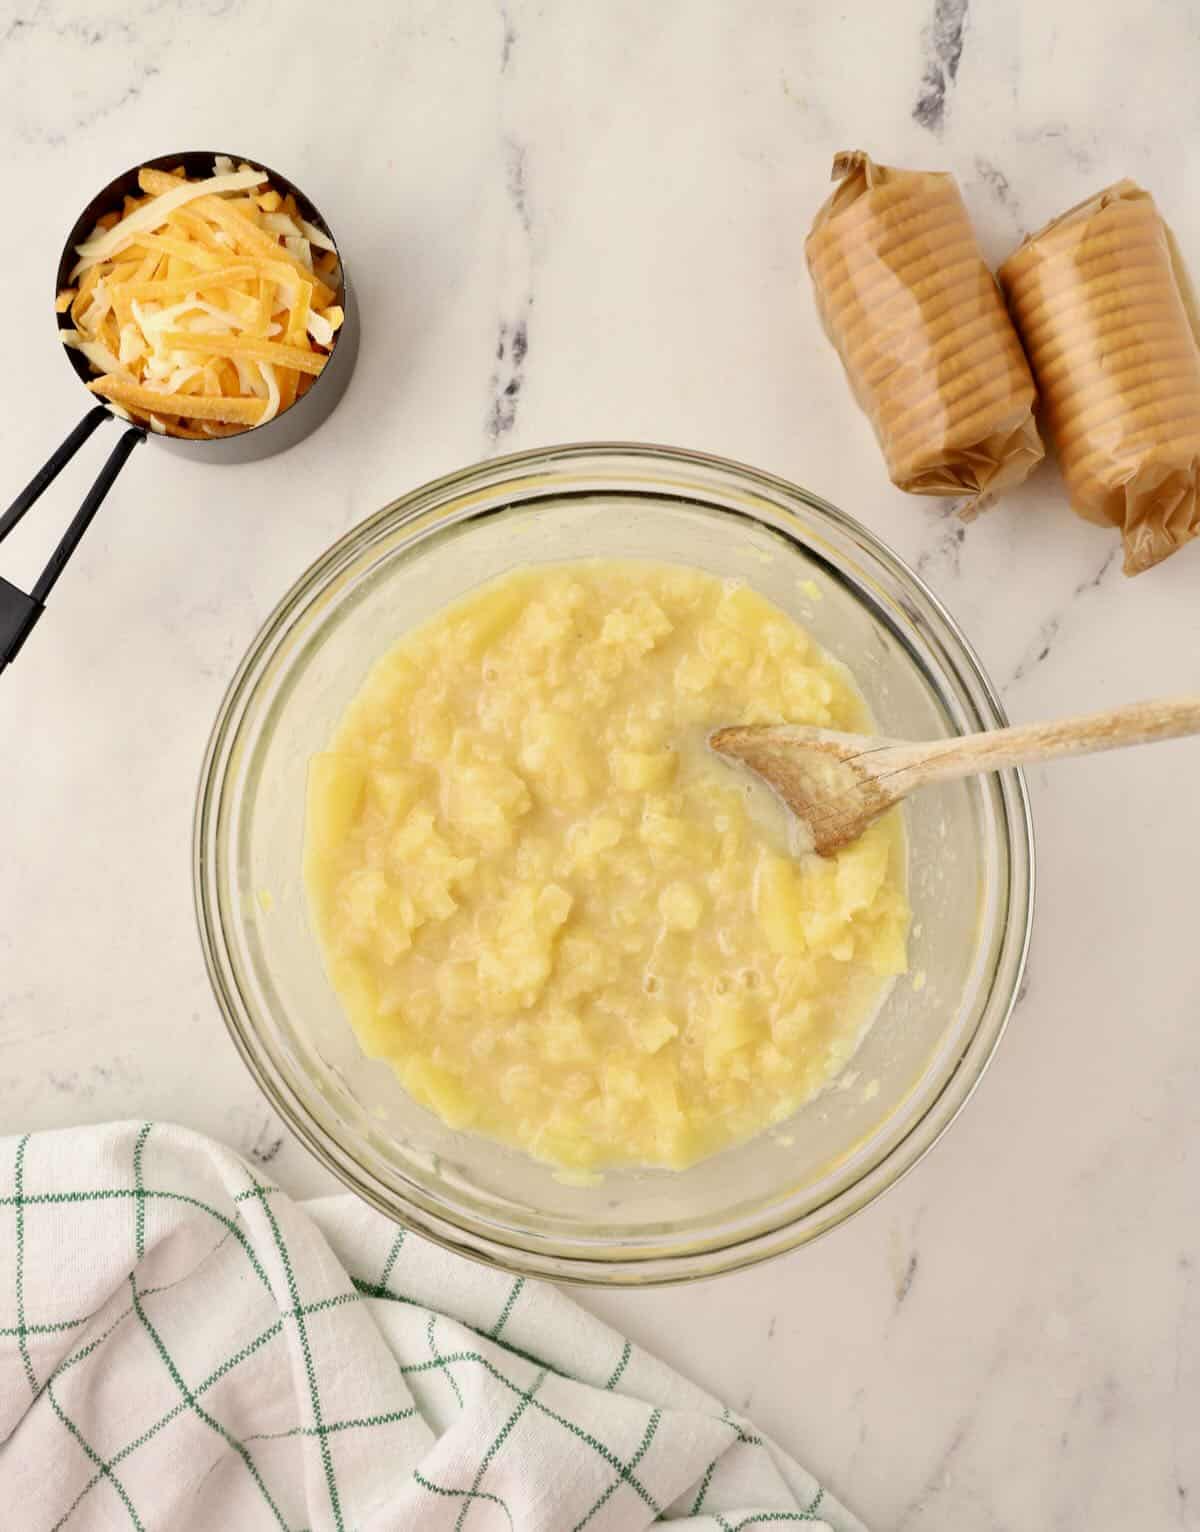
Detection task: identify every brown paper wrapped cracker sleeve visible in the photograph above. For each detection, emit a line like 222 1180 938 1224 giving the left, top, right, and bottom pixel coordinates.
806 150 1044 504
999 180 1200 575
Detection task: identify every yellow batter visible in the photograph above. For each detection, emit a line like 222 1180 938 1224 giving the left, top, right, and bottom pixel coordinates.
304 561 909 1171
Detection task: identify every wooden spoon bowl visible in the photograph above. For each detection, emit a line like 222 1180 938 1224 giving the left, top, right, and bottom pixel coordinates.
711 697 1200 856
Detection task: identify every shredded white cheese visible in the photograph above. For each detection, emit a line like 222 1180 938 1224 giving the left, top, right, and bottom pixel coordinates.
132 298 203 358
261 212 303 240
163 365 202 395
188 298 253 331
71 168 268 275
63 333 136 383
118 323 144 366
233 357 265 397
257 361 281 425
283 235 313 271
86 281 113 329
306 310 335 347
299 217 336 253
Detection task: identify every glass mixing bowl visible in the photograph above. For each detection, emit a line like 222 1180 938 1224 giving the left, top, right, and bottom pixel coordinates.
194 444 1033 1284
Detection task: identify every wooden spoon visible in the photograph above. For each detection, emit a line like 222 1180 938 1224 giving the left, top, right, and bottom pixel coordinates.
710 697 1200 857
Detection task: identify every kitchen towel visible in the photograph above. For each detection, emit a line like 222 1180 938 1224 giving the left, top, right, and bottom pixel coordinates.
0 1121 860 1531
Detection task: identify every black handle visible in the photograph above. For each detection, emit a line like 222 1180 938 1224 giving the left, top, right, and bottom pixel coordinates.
0 409 145 673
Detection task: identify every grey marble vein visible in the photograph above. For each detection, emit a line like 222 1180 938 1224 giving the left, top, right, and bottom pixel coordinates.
1017 117 1097 175
485 140 532 446
894 1252 919 1311
913 0 969 133
915 509 968 581
973 155 1012 207
487 311 528 442
499 0 516 71
1009 546 1118 683
485 1 534 448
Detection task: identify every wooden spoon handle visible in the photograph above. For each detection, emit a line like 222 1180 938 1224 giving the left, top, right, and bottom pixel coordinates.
879 696 1200 789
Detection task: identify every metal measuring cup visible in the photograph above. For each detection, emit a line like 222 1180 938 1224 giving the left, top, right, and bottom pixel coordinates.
0 149 359 673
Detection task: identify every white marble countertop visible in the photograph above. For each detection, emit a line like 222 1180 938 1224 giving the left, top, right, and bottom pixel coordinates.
2 1 1198 1525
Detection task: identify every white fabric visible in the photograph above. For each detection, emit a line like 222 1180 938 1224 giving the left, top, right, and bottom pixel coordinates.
0 1122 863 1530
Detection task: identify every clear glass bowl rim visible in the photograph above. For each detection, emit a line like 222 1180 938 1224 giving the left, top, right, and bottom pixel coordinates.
193 441 1035 1285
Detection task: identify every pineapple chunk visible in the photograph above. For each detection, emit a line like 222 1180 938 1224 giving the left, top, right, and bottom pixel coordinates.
305 754 365 862
341 865 387 934
866 919 909 977
612 749 677 792
603 1061 644 1101
715 582 773 630
858 888 910 976
404 1060 478 1127
375 888 417 963
456 578 529 657
519 711 590 800
436 960 477 1015
640 811 712 858
833 821 890 914
675 653 716 693
543 1012 595 1064
476 883 573 1010
332 959 391 1056
447 762 531 850
370 768 421 824
537 883 574 929
699 621 750 669
756 853 806 955
568 815 624 866
772 1001 815 1045
658 881 703 931
558 935 612 999
532 1118 600 1170
703 999 761 1072
600 593 672 656
630 1014 679 1054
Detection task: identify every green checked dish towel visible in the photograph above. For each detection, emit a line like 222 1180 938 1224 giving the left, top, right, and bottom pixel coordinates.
0 1122 862 1531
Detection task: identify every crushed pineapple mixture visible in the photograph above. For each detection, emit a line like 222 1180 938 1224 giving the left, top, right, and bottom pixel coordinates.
304 561 909 1171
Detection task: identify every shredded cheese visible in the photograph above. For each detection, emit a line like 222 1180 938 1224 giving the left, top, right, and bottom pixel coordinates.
306 310 335 347
118 323 144 365
163 365 203 395
257 361 281 425
65 335 136 383
71 169 269 275
299 217 337 253
261 213 303 240
283 235 313 272
58 162 340 437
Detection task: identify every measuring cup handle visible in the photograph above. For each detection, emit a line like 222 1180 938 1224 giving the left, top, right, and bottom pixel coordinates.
0 404 111 541
0 409 145 673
